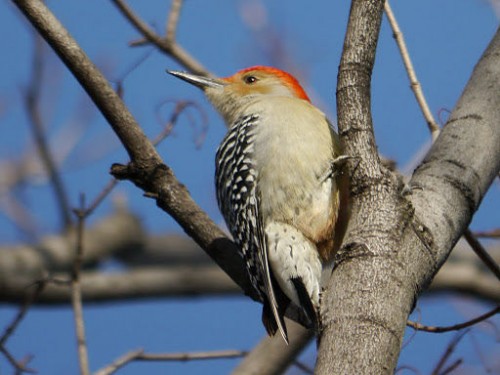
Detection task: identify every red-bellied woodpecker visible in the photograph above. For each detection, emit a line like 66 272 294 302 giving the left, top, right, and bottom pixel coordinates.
168 66 344 343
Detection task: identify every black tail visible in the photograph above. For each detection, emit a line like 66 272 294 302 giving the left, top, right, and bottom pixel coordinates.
291 277 319 331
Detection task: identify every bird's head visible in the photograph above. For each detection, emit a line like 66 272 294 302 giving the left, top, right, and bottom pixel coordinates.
167 66 310 126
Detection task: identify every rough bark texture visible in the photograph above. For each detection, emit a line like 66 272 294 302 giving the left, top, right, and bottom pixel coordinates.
316 0 500 371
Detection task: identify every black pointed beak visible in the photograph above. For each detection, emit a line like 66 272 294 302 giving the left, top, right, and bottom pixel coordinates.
167 70 225 90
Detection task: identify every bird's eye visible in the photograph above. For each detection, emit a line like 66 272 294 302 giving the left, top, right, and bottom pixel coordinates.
244 75 258 84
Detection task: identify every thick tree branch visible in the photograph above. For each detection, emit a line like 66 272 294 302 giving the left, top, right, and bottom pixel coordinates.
409 27 500 280
318 1 399 373
0 267 237 304
336 1 385 183
318 3 499 374
0 209 143 280
1 240 497 305
12 0 256 301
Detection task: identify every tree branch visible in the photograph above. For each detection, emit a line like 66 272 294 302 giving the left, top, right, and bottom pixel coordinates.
12 0 256 301
71 197 90 375
407 305 499 333
384 0 440 140
0 267 237 305
95 348 246 375
318 4 499 375
0 208 143 280
112 0 208 75
25 33 73 229
231 319 313 375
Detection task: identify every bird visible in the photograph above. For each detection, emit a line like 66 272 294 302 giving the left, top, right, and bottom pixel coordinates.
167 66 344 343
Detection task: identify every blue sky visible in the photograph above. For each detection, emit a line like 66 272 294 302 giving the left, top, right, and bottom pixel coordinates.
0 1 498 374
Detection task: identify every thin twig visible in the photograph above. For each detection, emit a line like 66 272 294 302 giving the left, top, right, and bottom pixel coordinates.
293 360 314 374
154 100 208 148
464 228 500 280
94 348 144 375
115 49 154 98
83 179 119 217
94 349 247 375
72 194 90 375
111 0 208 75
431 330 469 375
138 349 246 361
14 0 258 310
407 305 499 333
384 0 440 141
83 100 193 217
0 281 44 374
402 307 421 349
25 33 73 229
0 346 36 374
153 100 190 145
439 359 463 375
166 0 183 43
0 282 45 346
473 228 500 238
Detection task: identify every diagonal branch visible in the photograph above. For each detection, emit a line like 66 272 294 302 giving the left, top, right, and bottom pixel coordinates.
112 0 208 75
231 319 313 375
384 0 440 140
12 0 255 303
463 228 500 280
25 33 73 229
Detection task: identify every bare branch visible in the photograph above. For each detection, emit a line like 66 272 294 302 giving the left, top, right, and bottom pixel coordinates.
0 282 42 374
384 0 440 140
95 348 246 375
463 228 500 280
166 0 183 43
431 330 469 375
71 196 90 375
111 0 208 75
1 267 237 305
24 33 72 229
0 209 143 280
232 319 313 375
84 99 191 217
336 2 384 181
83 179 119 218
0 346 36 374
0 282 44 346
12 0 257 304
474 228 500 238
319 5 500 375
1 225 497 305
94 348 144 375
439 359 463 375
407 305 499 333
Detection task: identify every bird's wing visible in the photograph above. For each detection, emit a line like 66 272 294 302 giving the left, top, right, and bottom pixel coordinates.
215 115 288 343
252 190 289 343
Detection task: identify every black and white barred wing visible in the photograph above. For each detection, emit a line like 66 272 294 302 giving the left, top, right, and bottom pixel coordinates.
215 115 288 342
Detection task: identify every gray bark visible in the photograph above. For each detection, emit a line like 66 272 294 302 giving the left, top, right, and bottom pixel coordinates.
316 0 500 371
